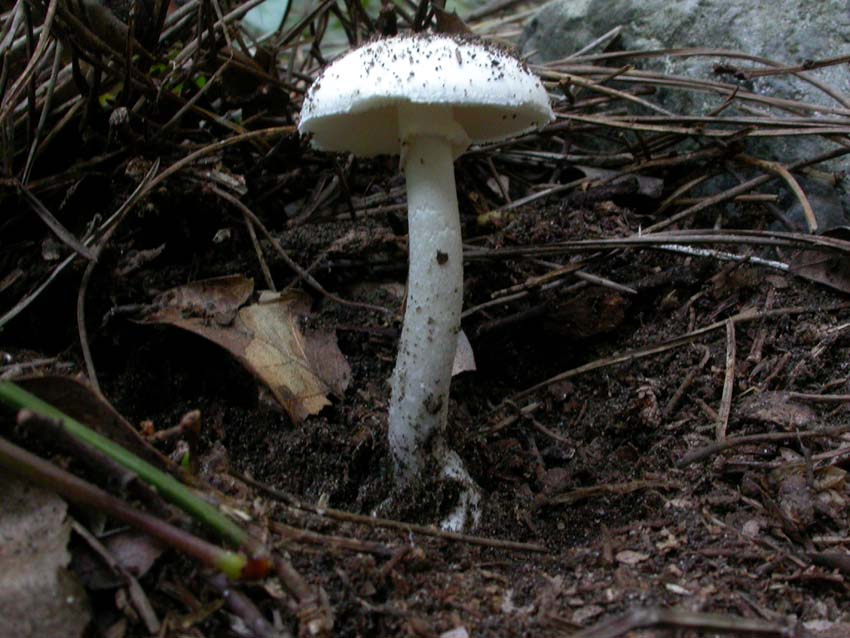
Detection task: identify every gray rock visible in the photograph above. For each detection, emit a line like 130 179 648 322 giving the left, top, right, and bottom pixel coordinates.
521 0 850 225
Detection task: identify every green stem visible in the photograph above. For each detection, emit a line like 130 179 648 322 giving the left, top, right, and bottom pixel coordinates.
0 381 259 555
0 435 262 580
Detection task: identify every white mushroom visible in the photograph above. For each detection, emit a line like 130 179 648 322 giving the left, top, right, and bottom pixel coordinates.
299 34 553 529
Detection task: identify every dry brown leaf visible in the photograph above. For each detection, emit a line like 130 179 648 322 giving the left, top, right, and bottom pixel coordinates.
237 293 351 420
789 249 850 294
0 478 90 638
788 227 850 294
150 274 253 327
142 276 350 422
738 391 817 430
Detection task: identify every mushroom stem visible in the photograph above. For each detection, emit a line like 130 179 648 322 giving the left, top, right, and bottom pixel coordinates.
388 130 463 480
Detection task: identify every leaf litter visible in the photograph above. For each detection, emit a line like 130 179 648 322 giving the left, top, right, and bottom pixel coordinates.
4 0 850 635
0 478 90 638
140 275 351 422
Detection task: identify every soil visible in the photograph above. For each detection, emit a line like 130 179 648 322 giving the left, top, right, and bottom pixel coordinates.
4 168 850 638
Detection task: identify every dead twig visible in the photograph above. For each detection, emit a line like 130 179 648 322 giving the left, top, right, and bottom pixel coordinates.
677 424 850 468
509 302 850 404
271 521 396 558
209 573 288 638
210 185 390 316
787 392 850 403
233 471 548 554
16 178 95 259
568 606 801 638
716 318 736 441
535 479 682 508
664 345 711 417
737 154 817 232
72 521 161 634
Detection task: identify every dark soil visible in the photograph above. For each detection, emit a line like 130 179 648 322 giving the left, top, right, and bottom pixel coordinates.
4 179 850 637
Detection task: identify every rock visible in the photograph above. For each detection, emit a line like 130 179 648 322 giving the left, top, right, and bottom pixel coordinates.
521 0 850 221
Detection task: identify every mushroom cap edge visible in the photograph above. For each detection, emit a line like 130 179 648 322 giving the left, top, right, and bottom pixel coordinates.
298 34 555 156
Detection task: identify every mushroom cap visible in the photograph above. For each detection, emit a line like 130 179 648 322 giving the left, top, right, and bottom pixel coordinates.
298 34 554 156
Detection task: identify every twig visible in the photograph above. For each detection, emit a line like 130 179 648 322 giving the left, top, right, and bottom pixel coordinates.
16 179 95 260
478 401 542 435
17 409 168 514
677 424 850 468
5 129 289 331
273 557 332 637
559 47 850 110
738 154 817 232
747 286 775 363
716 318 736 441
569 606 800 638
210 185 390 315
72 521 161 634
664 346 710 417
786 392 850 403
463 230 831 260
557 72 673 116
509 303 850 404
77 160 161 392
655 243 789 273
536 479 682 508
233 471 548 554
564 26 623 60
0 0 58 119
0 382 264 555
209 573 288 638
21 38 62 183
242 208 277 291
271 521 395 557
0 435 253 579
644 147 850 232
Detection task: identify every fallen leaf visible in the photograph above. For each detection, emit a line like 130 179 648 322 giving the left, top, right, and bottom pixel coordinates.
789 250 850 294
788 227 850 294
814 466 847 492
0 478 90 638
774 471 815 532
104 531 165 579
738 391 817 430
452 330 476 376
142 276 350 422
615 550 650 566
238 293 351 419
149 274 253 327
